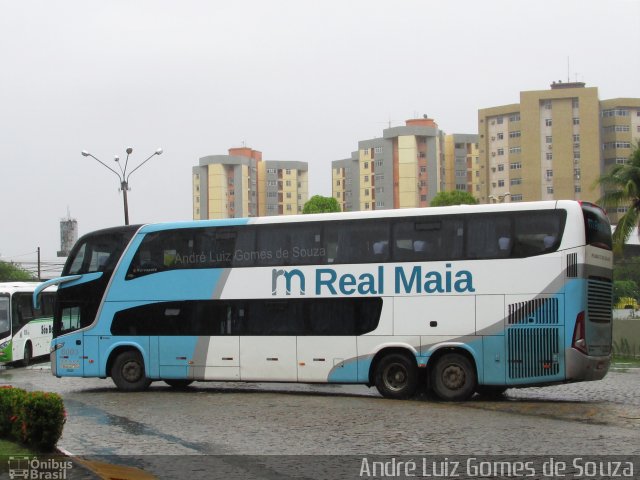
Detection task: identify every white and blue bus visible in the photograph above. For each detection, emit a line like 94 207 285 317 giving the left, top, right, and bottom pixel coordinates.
0 282 56 365
34 200 613 400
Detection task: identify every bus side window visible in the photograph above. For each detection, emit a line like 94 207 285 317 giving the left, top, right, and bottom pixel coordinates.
466 215 512 259
328 221 389 264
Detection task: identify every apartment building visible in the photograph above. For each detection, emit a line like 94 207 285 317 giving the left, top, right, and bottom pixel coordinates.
443 134 481 199
478 82 640 206
332 117 446 211
192 147 308 219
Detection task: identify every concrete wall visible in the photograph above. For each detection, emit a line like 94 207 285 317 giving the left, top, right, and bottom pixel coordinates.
612 317 640 357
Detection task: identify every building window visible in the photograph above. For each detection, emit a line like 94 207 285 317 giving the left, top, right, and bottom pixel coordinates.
497 148 504 156
509 113 521 122
574 151 580 160
573 134 580 142
267 168 277 174
572 99 579 108
511 194 523 201
547 186 554 194
509 146 521 154
509 131 521 138
510 178 522 186
546 152 553 160
497 164 504 172
286 180 292 187
498 180 505 187
602 109 629 117
573 117 580 125
575 186 581 193
545 136 553 144
510 162 522 170
545 119 552 127
374 146 383 153
497 132 504 140
543 100 552 110
497 117 504 124
364 162 369 169
546 169 553 179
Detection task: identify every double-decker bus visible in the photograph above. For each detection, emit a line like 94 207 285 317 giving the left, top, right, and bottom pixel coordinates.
0 282 56 365
34 201 613 400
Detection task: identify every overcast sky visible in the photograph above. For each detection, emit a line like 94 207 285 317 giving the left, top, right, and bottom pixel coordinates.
1 0 639 273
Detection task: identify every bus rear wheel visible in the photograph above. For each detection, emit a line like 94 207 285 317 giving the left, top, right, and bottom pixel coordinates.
164 380 194 389
374 353 418 399
431 353 476 401
111 351 152 392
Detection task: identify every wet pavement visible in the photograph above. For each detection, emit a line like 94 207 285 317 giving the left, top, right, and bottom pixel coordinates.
1 362 639 478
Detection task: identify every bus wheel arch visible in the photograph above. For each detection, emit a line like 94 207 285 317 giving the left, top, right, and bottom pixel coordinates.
108 347 152 392
428 347 477 401
370 348 419 399
22 341 32 367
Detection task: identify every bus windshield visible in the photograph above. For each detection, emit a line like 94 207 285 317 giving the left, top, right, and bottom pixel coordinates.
55 226 139 338
0 295 9 338
65 227 140 275
581 203 612 250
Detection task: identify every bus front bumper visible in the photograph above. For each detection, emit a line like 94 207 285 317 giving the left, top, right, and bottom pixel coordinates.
565 347 611 381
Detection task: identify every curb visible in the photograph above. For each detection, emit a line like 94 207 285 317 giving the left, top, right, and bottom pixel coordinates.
56 446 158 479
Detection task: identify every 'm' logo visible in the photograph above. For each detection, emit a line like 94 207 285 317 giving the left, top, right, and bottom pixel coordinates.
272 269 305 296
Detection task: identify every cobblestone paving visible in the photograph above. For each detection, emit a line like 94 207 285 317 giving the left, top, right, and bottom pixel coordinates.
1 364 638 460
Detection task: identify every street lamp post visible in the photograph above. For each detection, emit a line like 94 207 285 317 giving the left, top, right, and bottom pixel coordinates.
81 147 163 225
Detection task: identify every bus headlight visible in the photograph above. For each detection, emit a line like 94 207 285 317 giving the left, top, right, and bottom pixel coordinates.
0 340 9 350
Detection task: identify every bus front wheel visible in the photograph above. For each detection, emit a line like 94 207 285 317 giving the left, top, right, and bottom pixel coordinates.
374 353 418 399
431 353 476 401
111 351 152 392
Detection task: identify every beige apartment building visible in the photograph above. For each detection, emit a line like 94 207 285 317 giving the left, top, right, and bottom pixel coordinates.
478 82 640 207
443 134 481 199
193 147 308 219
333 117 464 211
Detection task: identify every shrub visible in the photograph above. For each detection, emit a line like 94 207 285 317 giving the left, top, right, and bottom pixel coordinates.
0 386 66 452
0 386 27 437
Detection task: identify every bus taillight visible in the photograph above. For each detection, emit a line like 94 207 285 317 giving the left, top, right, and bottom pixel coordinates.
572 311 587 354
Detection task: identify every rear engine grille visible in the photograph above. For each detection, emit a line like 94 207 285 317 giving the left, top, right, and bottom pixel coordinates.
588 278 612 323
508 297 559 325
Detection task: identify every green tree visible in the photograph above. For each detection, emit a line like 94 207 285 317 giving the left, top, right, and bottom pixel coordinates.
303 195 341 214
597 144 640 253
430 191 479 207
0 261 36 282
613 280 639 304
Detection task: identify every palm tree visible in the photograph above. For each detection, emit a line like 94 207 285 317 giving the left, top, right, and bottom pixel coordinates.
597 144 640 253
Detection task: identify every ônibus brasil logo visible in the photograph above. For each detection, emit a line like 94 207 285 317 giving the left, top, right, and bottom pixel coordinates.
7 456 73 480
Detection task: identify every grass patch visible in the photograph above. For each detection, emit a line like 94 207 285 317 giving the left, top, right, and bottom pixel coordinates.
0 438 37 456
611 355 640 369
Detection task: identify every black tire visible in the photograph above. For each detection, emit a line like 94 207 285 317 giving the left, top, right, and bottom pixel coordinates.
164 380 194 389
111 350 152 392
374 353 419 399
22 343 32 367
476 385 508 398
430 352 476 401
